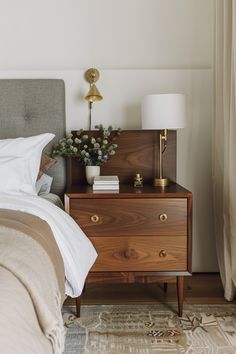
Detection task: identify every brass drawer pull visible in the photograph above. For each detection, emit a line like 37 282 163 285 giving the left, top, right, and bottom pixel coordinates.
159 213 168 222
159 249 167 258
91 214 100 223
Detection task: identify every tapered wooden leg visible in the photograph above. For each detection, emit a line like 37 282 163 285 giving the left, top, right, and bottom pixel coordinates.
163 282 168 293
76 284 86 317
76 296 81 318
176 276 184 317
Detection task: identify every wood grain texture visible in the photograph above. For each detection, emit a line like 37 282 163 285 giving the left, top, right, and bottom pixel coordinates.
70 198 187 237
89 236 187 272
65 184 191 198
67 130 176 187
86 273 177 284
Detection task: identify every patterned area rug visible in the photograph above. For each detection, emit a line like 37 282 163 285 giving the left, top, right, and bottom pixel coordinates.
63 304 236 354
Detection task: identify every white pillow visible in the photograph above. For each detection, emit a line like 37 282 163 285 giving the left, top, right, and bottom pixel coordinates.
0 156 36 195
36 173 53 195
0 133 55 194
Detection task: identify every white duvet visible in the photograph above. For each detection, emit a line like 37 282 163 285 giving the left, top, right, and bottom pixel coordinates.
0 194 97 297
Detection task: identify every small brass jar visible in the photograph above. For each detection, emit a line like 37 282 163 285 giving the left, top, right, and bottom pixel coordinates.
134 173 143 188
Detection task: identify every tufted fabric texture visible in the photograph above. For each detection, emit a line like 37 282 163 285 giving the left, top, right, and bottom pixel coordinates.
0 79 66 195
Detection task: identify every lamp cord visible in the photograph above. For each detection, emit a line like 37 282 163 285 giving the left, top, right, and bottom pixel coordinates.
162 139 167 154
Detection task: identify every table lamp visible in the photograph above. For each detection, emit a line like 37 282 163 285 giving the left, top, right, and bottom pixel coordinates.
142 94 186 187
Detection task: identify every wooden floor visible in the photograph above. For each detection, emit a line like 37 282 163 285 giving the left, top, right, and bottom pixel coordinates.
66 273 236 306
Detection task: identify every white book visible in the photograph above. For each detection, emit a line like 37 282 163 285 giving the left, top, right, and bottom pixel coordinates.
93 183 119 188
94 176 119 185
93 190 119 194
93 184 119 190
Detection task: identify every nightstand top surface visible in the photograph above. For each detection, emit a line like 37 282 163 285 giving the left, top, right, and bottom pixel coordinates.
65 183 191 199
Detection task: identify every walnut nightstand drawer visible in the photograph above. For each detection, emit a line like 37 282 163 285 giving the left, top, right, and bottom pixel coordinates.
90 236 187 272
70 198 187 237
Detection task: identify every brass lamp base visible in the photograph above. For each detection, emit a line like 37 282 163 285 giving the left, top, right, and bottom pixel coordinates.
153 177 169 187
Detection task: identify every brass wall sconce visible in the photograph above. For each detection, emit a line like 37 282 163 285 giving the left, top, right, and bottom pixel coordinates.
84 68 103 130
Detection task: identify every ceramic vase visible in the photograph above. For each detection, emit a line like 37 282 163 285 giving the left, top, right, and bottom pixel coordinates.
85 166 100 185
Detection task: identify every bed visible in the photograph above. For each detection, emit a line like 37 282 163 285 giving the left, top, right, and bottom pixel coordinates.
0 79 97 354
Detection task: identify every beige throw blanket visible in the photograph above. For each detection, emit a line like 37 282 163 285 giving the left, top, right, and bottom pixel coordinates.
0 225 65 354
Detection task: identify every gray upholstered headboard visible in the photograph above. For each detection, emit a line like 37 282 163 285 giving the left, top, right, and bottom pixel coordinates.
0 79 66 195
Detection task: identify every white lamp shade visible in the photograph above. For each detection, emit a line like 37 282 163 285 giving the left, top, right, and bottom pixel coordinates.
142 94 186 130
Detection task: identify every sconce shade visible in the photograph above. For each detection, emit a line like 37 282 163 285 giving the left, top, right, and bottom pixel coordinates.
142 94 186 130
85 84 103 103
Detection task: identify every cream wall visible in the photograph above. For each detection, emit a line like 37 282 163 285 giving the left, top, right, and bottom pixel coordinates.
0 0 217 271
0 0 212 70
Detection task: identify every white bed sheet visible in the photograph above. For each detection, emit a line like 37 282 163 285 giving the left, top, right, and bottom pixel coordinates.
0 194 97 297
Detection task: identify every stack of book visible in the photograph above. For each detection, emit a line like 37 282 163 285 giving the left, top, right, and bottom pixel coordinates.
93 176 119 192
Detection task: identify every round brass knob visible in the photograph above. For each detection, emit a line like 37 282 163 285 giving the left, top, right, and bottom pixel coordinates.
159 250 167 258
159 213 168 222
90 214 100 223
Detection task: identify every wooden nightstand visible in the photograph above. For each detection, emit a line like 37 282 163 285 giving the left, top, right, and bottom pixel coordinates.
65 183 192 317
